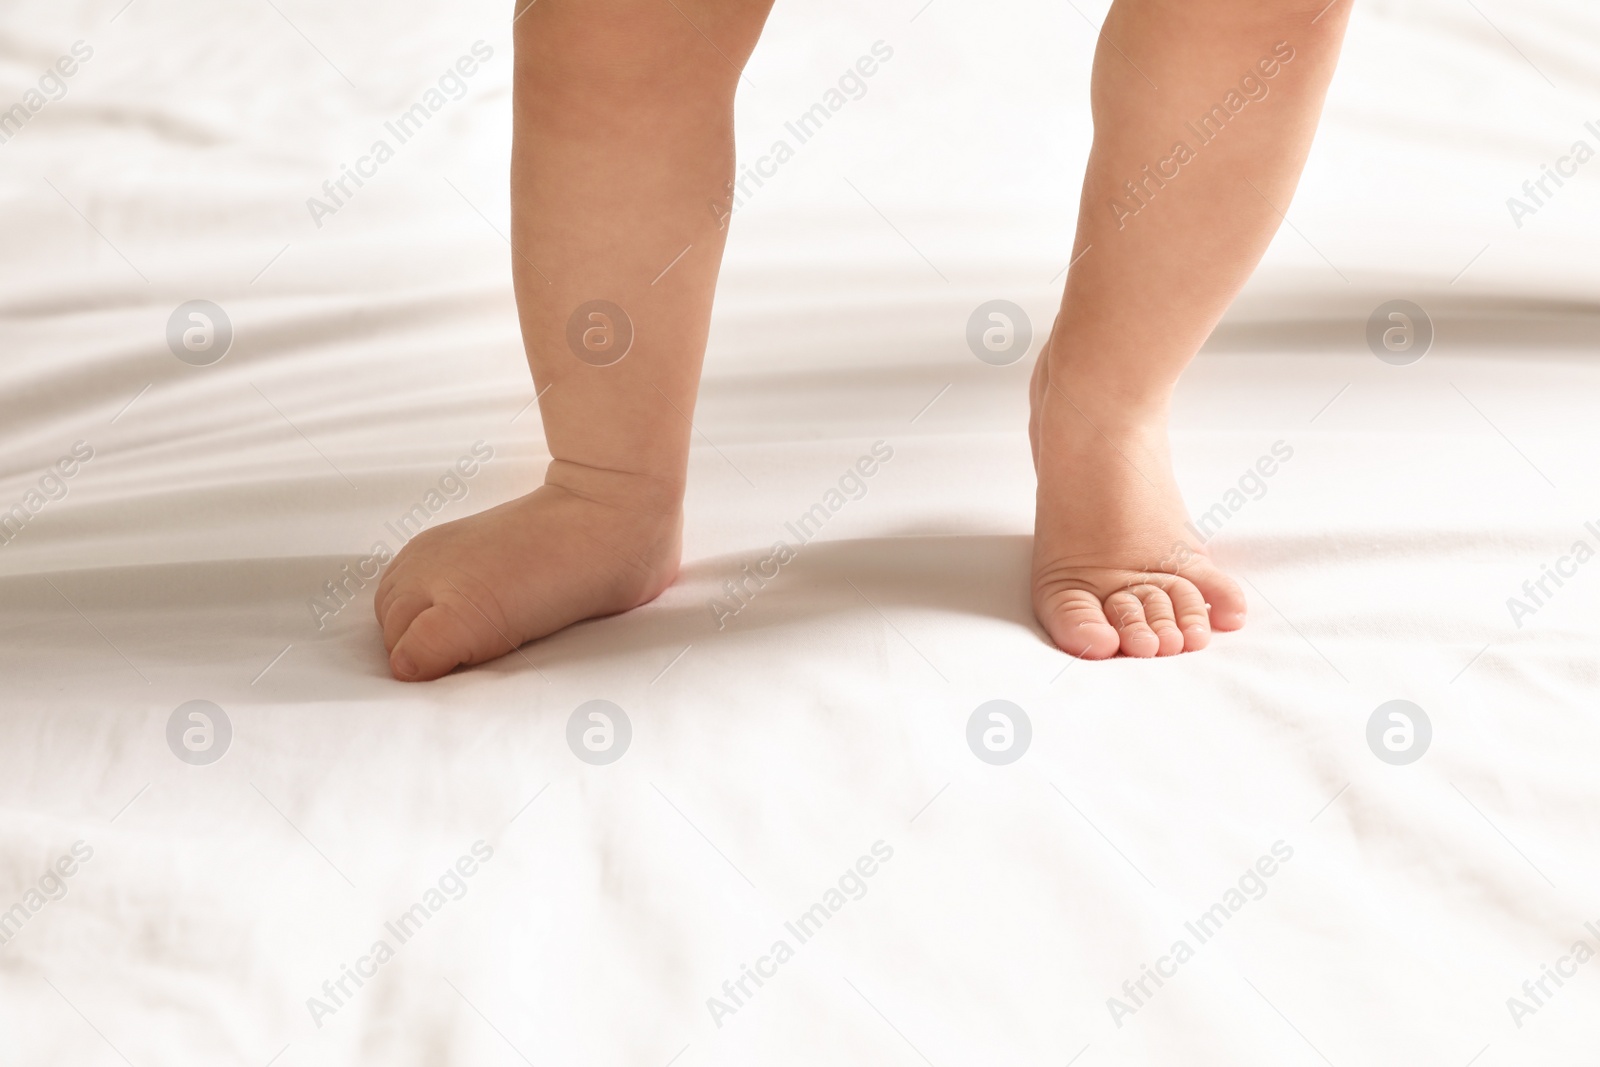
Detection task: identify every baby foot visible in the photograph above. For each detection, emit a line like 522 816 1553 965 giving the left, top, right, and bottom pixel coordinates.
1029 350 1247 658
373 461 682 681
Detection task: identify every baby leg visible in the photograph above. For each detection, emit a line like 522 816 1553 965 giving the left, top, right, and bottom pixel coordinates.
376 0 774 680
1031 0 1353 657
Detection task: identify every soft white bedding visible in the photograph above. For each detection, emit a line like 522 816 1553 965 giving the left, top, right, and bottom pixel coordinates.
3 0 1600 1062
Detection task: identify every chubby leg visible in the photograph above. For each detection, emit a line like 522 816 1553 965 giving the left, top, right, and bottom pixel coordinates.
1031 0 1352 658
376 0 773 681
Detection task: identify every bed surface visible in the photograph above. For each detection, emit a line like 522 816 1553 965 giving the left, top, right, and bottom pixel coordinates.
3 0 1599 1062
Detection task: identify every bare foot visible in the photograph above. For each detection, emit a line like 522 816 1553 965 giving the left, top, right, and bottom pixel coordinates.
373 461 682 681
1029 347 1247 659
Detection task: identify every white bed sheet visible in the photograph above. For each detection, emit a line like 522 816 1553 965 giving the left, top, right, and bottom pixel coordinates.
3 0 1600 1062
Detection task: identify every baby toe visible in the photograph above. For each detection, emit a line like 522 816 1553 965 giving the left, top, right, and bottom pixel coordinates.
1104 589 1160 658
1129 584 1185 656
380 590 432 654
1038 588 1121 659
1186 560 1247 632
389 602 480 682
1158 576 1212 652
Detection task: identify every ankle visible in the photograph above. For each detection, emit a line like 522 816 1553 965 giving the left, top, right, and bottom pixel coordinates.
543 458 684 519
1041 370 1171 436
1040 346 1174 425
